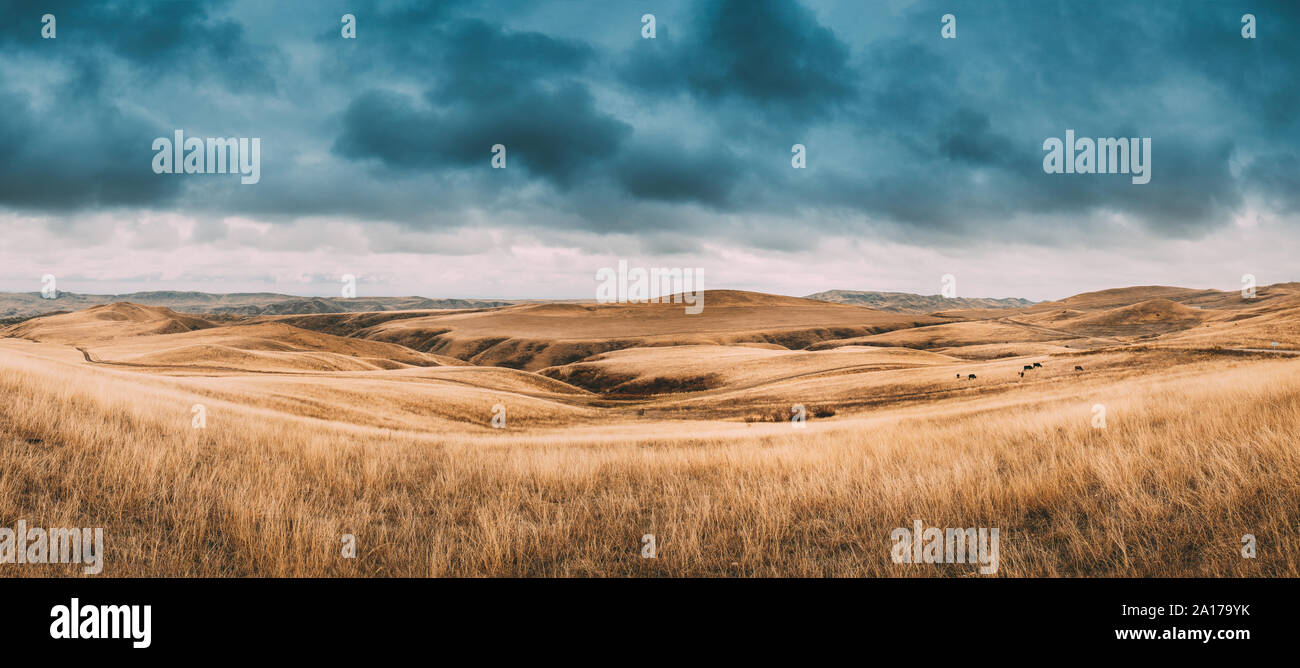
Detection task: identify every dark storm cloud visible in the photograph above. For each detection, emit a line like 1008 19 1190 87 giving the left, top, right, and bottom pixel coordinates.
1244 153 1300 214
0 80 183 210
777 0 1297 239
0 0 279 209
327 9 628 187
0 0 1298 246
619 0 856 121
0 0 277 93
937 109 1015 167
334 82 629 188
610 140 745 206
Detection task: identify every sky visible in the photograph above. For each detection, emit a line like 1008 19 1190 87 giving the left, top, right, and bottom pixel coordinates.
1 0 1297 301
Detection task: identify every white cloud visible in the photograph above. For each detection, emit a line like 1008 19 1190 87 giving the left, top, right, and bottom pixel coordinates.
1 211 1293 300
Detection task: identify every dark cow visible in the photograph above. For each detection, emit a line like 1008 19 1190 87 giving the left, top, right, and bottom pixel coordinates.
1032 362 1043 368
1018 371 1024 378
1074 365 1084 371
1023 365 1034 371
957 374 962 379
967 374 977 380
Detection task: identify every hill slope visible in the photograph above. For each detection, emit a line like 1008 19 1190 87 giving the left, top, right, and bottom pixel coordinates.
3 302 215 344
539 344 959 396
805 290 1034 313
307 290 945 370
0 290 513 321
83 322 470 372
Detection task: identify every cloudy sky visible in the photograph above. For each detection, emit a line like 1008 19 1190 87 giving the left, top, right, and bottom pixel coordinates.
1 0 1297 300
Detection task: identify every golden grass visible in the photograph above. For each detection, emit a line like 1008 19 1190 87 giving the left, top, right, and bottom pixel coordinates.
1 339 1296 577
326 290 943 370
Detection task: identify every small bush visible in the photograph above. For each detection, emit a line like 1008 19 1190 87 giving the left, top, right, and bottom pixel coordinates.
811 406 836 418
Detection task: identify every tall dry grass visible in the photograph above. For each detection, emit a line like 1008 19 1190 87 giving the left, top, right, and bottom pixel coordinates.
0 349 1297 577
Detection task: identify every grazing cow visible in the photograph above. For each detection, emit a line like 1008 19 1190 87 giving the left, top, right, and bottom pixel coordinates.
967 374 977 380
1023 365 1034 371
1074 365 1084 371
1018 371 1024 378
1033 362 1043 368
957 374 962 379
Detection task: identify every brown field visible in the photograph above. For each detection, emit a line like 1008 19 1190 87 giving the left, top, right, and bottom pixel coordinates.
1 285 1298 577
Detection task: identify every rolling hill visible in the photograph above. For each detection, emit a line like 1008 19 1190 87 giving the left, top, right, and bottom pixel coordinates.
805 289 1035 313
281 290 945 370
3 302 215 344
0 290 513 321
538 343 959 396
82 322 470 372
3 282 1300 577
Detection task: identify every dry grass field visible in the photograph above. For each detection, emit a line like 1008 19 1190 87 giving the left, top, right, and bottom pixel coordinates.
1 285 1298 577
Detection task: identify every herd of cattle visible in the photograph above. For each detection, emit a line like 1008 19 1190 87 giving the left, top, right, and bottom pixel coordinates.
959 362 1085 381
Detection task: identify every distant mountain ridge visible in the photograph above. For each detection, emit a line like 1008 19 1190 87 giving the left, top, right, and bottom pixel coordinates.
0 291 514 322
805 289 1036 313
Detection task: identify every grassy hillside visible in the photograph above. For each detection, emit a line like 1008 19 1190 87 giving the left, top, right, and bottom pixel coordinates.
1 283 1297 576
